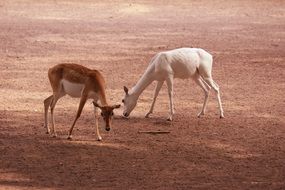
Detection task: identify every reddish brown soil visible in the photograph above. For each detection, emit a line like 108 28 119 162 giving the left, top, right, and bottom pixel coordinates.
0 0 284 189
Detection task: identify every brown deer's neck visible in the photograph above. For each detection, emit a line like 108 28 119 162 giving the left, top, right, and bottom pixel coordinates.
98 88 108 106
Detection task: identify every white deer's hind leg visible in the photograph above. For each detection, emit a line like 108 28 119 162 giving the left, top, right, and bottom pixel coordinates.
200 77 211 91
166 75 174 121
204 78 224 118
93 106 102 141
194 76 210 117
145 81 164 118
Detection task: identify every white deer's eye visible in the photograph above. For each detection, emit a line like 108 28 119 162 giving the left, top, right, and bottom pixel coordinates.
122 99 124 103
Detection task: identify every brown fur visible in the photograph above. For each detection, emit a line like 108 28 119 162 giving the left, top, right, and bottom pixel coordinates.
44 63 120 140
48 63 107 102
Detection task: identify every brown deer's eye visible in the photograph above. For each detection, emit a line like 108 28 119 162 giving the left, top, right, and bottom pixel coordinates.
111 112 114 116
101 112 104 116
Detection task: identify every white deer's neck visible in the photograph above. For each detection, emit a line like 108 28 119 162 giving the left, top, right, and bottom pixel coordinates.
129 65 155 98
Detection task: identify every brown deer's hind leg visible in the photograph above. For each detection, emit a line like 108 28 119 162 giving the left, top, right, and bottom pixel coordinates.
50 92 65 137
93 105 102 141
44 95 53 134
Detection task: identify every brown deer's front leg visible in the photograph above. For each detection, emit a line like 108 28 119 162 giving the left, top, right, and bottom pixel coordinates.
93 105 102 141
67 94 88 140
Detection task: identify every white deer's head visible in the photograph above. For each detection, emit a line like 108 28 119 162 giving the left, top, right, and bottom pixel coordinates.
122 86 138 117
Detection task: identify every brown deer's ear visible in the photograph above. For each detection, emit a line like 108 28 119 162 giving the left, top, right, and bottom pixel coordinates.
112 104 121 109
93 102 102 108
123 86 129 95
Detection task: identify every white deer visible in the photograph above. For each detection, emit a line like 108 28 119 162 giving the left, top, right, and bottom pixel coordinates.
44 63 120 140
122 48 224 121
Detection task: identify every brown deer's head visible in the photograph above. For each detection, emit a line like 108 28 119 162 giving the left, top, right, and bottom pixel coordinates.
93 102 120 131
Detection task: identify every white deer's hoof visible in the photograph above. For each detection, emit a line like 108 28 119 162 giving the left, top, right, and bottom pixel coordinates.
220 114 224 119
97 137 102 141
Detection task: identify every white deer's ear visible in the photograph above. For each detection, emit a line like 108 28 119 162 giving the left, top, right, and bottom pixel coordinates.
123 86 129 95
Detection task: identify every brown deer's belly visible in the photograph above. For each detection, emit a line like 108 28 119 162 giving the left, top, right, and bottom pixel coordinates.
61 79 84 98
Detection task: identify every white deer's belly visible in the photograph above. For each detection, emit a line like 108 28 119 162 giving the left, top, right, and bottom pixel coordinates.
61 79 84 98
172 53 200 79
174 63 198 79
155 48 200 80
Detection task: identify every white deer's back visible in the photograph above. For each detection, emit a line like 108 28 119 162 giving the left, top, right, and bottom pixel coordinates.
151 48 212 79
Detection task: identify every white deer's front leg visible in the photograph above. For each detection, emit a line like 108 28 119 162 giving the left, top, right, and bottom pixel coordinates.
166 75 174 121
145 81 164 118
94 106 102 141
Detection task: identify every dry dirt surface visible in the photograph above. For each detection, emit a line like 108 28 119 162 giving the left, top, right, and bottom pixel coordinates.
0 0 285 189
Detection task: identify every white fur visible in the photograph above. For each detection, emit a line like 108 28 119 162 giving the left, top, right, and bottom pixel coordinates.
122 48 224 120
61 79 84 98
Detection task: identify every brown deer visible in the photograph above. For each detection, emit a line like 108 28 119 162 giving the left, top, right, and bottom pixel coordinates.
44 63 120 140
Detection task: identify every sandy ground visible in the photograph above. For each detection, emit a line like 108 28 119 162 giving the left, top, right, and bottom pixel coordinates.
0 0 285 189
